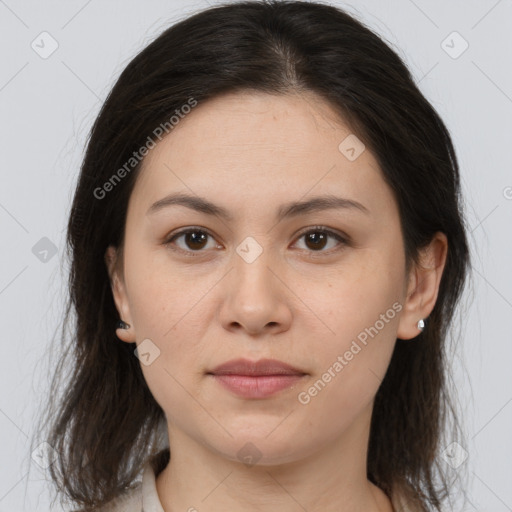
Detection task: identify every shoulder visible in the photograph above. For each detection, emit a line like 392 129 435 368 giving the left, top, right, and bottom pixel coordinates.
94 481 143 512
91 452 168 512
89 450 169 512
390 488 424 512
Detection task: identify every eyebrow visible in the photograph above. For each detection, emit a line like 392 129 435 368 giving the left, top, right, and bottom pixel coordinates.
146 192 370 221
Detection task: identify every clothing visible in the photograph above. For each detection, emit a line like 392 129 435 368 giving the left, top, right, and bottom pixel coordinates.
97 460 163 512
98 459 415 512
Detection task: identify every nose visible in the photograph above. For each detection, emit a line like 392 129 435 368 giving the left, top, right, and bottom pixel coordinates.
218 245 293 336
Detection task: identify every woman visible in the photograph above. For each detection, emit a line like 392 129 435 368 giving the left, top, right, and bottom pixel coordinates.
35 1 471 510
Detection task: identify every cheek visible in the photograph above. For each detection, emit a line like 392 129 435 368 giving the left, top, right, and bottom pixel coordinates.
296 313 398 432
305 256 403 339
136 314 204 422
301 252 403 394
139 359 198 430
124 246 187 333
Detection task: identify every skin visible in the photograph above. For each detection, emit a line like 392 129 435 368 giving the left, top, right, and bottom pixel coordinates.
105 90 447 512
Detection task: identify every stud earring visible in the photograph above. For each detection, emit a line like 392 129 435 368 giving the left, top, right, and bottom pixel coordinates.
417 319 425 331
117 320 131 330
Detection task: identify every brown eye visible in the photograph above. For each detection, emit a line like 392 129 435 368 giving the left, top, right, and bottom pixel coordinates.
165 228 216 253
164 225 348 258
304 231 329 251
293 227 348 254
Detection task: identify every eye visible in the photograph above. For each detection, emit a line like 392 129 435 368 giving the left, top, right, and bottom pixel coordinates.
292 226 348 255
164 225 349 257
164 227 218 255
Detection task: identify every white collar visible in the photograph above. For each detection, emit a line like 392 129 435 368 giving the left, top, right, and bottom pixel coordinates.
141 460 165 512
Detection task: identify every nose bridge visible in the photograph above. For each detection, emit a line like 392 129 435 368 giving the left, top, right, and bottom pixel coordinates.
232 234 276 295
220 233 289 328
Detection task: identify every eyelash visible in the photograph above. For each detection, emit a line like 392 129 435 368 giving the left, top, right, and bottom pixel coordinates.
163 225 350 259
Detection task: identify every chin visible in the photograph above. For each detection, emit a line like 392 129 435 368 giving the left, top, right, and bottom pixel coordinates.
204 429 311 467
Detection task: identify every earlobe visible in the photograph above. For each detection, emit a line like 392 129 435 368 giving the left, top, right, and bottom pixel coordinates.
115 320 134 343
396 232 448 340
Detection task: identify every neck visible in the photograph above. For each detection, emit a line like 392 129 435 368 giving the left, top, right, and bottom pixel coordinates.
155 402 394 512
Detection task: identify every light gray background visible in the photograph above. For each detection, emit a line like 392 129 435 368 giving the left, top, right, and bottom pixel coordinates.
1 0 511 510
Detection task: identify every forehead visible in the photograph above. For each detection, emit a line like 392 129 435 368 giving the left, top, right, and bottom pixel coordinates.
128 91 393 221
144 90 355 162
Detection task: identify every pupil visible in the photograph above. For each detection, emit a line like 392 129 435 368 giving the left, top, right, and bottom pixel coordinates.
307 232 326 250
187 232 206 249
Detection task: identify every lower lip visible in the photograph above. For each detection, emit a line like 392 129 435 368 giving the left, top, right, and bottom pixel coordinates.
209 374 305 398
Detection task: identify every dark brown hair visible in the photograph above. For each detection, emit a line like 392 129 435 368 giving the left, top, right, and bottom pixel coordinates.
32 1 472 510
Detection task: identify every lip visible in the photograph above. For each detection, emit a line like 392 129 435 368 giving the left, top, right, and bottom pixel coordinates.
207 358 307 399
208 358 306 376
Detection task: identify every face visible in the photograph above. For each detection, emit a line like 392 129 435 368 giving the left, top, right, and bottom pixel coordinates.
106 91 445 466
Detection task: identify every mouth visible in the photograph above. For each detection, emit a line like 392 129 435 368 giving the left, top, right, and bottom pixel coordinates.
206 358 308 399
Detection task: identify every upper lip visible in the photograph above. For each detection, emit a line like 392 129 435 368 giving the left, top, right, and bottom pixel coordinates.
207 358 306 376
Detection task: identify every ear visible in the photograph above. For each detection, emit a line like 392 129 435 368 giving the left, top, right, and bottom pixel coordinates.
396 232 448 340
105 245 136 343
